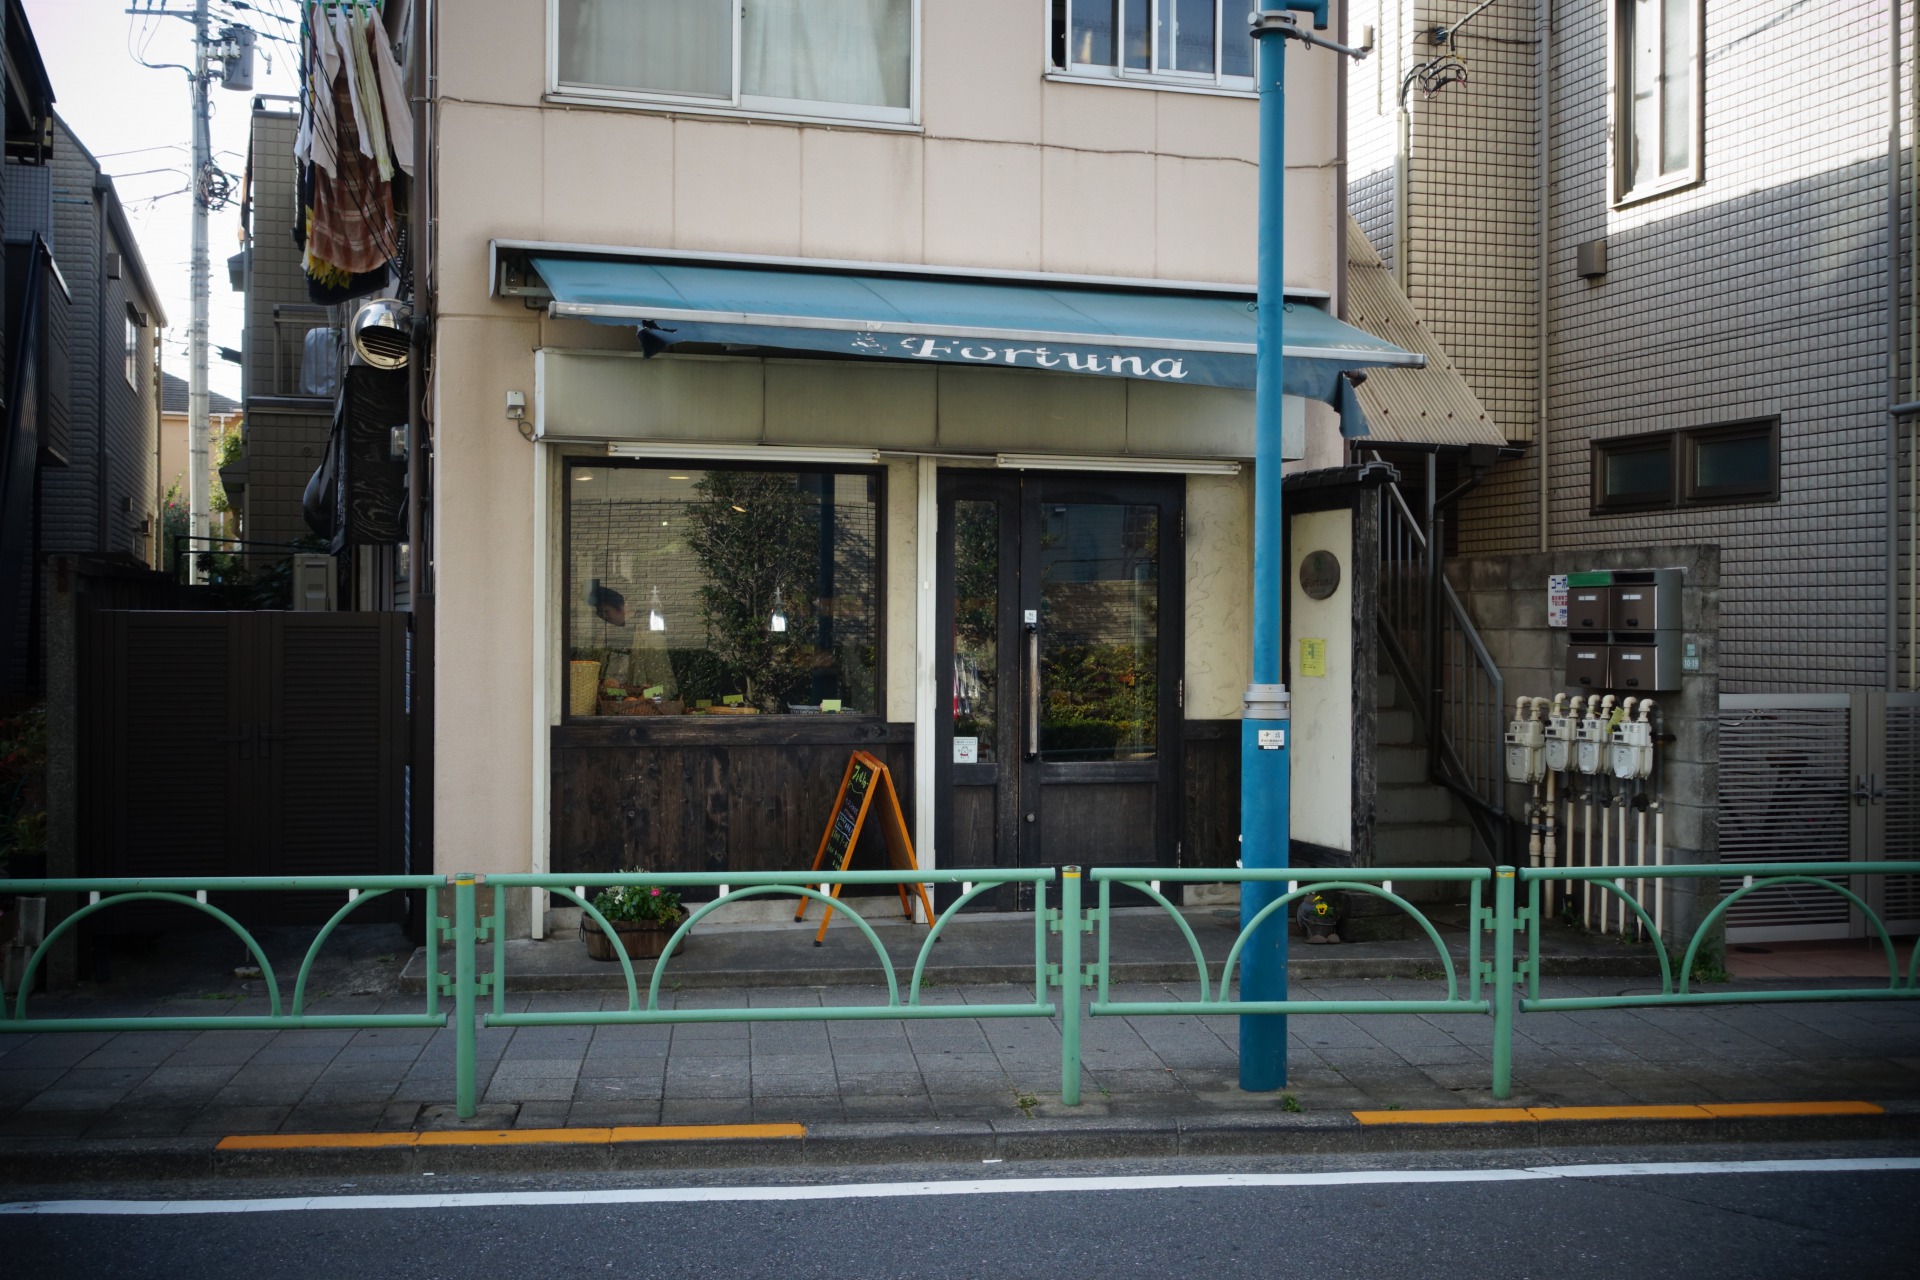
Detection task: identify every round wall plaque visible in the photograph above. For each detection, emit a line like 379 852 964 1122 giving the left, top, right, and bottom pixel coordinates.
1299 550 1342 600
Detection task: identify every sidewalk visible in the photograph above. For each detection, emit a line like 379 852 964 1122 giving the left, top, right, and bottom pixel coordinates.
2 919 1915 1179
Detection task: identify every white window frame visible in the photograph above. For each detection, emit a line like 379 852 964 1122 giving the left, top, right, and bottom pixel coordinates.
1048 0 1256 96
546 0 921 129
124 313 139 389
1609 0 1703 207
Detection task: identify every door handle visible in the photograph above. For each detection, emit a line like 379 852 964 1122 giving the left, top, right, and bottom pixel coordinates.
1853 773 1886 804
1026 622 1040 761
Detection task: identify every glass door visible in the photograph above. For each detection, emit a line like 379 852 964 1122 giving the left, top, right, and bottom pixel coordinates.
936 471 1183 910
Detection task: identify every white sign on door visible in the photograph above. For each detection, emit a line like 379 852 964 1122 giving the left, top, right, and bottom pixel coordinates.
953 736 979 764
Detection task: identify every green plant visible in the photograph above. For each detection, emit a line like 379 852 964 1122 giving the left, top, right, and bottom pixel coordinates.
1689 956 1730 985
1281 1093 1303 1113
590 882 684 926
0 704 48 874
1014 1092 1039 1116
683 471 822 711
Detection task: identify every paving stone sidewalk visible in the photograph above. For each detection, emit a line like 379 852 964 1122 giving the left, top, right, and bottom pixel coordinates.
2 976 1917 1140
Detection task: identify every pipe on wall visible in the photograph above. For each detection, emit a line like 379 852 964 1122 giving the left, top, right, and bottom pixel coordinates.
1891 0 1905 693
1536 0 1551 554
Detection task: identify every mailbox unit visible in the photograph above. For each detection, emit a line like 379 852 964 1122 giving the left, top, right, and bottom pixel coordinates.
1563 567 1683 691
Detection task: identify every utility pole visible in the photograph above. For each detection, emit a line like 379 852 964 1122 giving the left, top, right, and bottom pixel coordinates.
1240 5 1371 1093
187 0 212 584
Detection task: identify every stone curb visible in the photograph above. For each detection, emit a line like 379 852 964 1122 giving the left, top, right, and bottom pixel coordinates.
3 1107 1913 1185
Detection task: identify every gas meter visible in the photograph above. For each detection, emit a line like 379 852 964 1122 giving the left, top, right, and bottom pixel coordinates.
1575 694 1612 775
1504 696 1546 784
1545 694 1577 773
1610 698 1654 780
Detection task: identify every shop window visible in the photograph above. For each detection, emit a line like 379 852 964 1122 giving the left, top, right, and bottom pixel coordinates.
1612 0 1700 204
552 0 915 125
1593 420 1780 512
1050 0 1255 92
565 462 881 718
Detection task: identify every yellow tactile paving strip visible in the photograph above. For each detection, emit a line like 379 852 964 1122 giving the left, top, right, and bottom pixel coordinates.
1352 1101 1886 1125
217 1123 807 1150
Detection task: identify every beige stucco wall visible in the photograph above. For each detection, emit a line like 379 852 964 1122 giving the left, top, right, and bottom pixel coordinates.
1288 507 1354 852
428 3 1350 888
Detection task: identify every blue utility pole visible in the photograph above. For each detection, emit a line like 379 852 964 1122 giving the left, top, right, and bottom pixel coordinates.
1240 4 1362 1092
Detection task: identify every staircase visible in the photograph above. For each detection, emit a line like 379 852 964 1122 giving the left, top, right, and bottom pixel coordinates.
1372 664 1477 885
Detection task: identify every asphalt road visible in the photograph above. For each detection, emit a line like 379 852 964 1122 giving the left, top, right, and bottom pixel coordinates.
7 1147 1918 1279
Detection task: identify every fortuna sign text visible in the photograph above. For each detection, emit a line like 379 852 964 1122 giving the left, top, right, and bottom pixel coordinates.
896 337 1190 381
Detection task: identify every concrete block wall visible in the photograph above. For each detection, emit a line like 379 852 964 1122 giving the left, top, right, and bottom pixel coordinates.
1447 543 1720 954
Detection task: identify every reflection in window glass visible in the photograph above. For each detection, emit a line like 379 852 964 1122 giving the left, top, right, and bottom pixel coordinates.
951 501 999 763
1605 445 1672 503
1038 503 1158 762
1693 435 1770 491
567 465 878 716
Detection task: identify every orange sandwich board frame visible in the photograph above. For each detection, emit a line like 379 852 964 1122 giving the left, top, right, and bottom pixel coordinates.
795 750 934 945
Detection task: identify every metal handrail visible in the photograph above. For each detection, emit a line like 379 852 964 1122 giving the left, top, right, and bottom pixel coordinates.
1376 475 1509 862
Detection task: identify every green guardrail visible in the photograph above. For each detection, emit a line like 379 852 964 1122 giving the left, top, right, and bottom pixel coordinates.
0 876 448 1034
467 869 1060 1118
2 861 1915 1115
1083 866 1511 1094
1515 861 1920 1011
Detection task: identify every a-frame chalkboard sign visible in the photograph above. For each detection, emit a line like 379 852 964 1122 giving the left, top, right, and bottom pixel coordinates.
795 750 934 945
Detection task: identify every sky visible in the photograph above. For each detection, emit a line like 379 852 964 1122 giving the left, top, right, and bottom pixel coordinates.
21 0 308 401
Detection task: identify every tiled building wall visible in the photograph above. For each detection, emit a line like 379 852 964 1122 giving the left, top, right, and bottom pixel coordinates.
38 120 102 556
1356 2 1909 694
242 406 331 555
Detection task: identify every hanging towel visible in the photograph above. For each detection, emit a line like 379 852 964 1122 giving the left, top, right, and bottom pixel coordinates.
332 8 376 167
298 10 339 177
348 5 395 182
368 14 415 177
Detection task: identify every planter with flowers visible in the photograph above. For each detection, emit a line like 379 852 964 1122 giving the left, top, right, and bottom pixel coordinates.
581 882 689 962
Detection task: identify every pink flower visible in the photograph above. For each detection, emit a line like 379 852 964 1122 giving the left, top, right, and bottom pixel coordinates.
649 888 661 896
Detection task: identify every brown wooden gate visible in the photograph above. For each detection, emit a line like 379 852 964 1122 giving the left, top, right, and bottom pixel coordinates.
77 610 408 924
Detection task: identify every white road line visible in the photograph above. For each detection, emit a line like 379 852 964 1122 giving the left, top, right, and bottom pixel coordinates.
3 1159 1917 1216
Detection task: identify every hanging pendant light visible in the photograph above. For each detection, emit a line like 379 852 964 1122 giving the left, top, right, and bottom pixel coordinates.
769 585 788 634
648 586 666 632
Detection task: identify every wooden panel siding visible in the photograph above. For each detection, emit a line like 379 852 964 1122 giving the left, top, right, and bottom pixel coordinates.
1180 719 1241 869
549 721 914 888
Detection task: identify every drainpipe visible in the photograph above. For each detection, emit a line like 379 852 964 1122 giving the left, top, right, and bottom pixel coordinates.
1536 0 1551 554
1892 0 1904 693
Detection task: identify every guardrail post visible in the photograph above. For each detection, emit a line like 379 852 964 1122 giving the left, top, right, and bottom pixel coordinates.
453 872 478 1119
1491 866 1516 1100
1059 866 1083 1106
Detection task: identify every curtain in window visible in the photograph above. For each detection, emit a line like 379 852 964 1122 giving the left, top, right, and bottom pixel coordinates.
556 0 732 99
742 0 910 109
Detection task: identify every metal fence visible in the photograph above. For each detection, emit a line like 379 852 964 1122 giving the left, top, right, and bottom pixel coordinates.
2 862 1916 1115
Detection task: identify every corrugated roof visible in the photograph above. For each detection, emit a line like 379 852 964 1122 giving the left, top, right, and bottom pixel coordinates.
1342 217 1508 448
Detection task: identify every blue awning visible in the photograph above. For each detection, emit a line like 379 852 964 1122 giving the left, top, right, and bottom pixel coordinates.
530 255 1423 429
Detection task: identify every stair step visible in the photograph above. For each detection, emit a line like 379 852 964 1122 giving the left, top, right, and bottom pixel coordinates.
1375 671 1399 709
1374 823 1472 865
1377 786 1455 825
1378 745 1428 785
1376 708 1417 746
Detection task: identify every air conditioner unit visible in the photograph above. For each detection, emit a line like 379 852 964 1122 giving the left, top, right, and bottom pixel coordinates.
291 554 335 612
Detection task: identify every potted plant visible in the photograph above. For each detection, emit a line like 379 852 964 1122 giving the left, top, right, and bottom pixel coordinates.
581 882 688 962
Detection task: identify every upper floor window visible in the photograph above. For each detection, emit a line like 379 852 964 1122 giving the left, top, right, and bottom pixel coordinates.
1049 1 1255 92
1613 0 1701 204
552 0 915 125
124 312 140 388
1592 419 1779 513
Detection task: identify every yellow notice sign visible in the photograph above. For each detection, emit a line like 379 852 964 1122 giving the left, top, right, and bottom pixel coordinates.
1298 638 1327 677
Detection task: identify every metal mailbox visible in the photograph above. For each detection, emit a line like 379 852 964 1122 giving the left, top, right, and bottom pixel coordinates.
1608 635 1680 691
1608 568 1682 632
1568 587 1612 631
1565 643 1611 689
